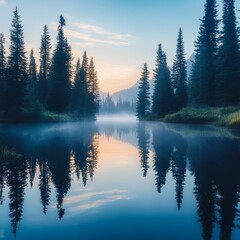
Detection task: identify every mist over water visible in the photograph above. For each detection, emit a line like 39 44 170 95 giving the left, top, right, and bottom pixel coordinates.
0 120 239 240
97 114 137 123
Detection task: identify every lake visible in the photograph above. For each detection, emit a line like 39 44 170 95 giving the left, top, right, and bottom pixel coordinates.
0 117 239 240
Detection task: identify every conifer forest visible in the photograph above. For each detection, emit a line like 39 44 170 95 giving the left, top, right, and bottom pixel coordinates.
0 1 240 240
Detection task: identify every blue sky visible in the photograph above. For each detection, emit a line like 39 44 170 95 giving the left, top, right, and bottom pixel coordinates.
0 0 239 93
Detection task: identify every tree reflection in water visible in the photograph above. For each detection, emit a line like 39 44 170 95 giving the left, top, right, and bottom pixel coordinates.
0 123 99 235
0 122 239 239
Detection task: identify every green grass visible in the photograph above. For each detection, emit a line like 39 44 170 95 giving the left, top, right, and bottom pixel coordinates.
162 106 240 128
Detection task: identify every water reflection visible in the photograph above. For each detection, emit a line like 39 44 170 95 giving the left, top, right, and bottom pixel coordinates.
0 123 99 235
136 123 240 240
137 123 150 177
0 122 239 239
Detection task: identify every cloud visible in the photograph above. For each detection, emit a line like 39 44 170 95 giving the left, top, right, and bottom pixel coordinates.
0 0 5 6
69 195 129 212
50 21 131 46
71 22 131 41
63 189 130 213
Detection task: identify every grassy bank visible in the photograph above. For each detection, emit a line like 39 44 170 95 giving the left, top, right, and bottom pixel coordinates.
162 107 240 128
0 110 96 123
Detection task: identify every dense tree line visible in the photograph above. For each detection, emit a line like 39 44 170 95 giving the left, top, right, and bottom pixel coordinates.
137 0 240 120
0 8 100 122
100 93 135 114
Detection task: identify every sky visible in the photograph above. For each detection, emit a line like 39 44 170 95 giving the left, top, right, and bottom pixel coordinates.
0 0 239 94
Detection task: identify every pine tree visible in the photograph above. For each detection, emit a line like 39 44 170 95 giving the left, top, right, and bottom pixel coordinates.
152 44 173 118
47 15 72 113
172 28 188 111
74 51 89 116
71 58 81 112
38 25 51 104
6 8 27 119
136 63 150 120
25 49 41 113
189 0 219 106
215 0 240 106
0 34 6 113
200 0 219 106
87 57 100 117
188 52 200 106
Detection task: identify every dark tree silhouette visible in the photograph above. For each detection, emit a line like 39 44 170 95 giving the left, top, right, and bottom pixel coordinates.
137 122 150 177
152 44 173 118
215 0 240 106
47 15 72 113
136 63 150 120
6 8 27 119
25 49 41 114
189 139 217 240
152 126 173 193
214 140 240 240
71 52 89 116
72 127 98 186
70 58 81 112
191 0 219 106
171 135 187 210
28 156 37 188
172 28 188 111
38 25 51 104
47 135 71 220
6 158 28 237
87 57 100 117
38 159 51 214
0 34 6 113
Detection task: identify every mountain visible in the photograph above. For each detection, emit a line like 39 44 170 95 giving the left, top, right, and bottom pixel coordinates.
100 91 108 100
186 53 195 76
111 54 195 103
111 80 154 103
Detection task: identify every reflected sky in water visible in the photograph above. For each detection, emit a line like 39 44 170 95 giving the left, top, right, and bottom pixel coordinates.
0 120 239 240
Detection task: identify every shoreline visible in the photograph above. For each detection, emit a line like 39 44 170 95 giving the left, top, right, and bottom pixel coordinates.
160 107 240 129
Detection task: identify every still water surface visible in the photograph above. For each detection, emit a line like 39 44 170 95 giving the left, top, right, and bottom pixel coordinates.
0 118 239 240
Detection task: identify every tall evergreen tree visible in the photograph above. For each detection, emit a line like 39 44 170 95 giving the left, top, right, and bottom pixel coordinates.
152 44 173 118
136 63 150 120
25 49 41 113
200 0 219 106
188 52 200 105
189 0 219 106
215 0 240 106
73 51 89 116
47 15 72 113
87 57 100 117
6 8 27 119
38 25 51 104
0 34 6 113
71 58 81 112
172 28 188 111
